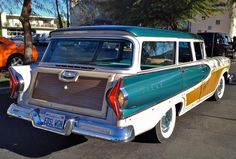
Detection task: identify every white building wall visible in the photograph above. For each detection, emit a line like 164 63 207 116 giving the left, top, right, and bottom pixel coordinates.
1 12 57 37
191 11 230 34
35 30 50 35
1 28 8 37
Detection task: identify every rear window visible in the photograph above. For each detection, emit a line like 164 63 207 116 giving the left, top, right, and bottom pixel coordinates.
42 39 133 68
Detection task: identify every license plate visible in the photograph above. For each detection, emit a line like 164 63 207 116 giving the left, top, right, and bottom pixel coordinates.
44 112 65 130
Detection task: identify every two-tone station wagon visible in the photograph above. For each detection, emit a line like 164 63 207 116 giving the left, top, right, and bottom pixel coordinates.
7 25 230 142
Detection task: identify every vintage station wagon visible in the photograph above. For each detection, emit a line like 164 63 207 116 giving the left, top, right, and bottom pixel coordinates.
7 26 230 142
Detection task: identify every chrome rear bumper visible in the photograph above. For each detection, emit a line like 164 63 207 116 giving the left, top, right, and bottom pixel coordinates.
7 103 135 142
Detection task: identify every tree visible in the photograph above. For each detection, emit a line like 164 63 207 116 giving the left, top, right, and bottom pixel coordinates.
52 0 70 28
55 0 63 28
0 0 54 64
66 0 70 27
70 0 102 25
99 0 221 30
19 0 33 64
0 0 43 64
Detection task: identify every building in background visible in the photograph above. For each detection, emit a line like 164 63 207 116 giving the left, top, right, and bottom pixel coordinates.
190 12 230 34
190 4 236 37
0 12 57 37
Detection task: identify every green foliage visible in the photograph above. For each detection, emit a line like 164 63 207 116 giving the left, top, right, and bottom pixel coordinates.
71 0 100 25
100 0 223 29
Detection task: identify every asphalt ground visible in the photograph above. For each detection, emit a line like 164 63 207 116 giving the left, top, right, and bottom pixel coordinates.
0 55 235 159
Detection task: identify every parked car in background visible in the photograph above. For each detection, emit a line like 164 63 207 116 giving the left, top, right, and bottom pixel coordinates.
0 37 38 68
10 36 24 44
198 32 236 58
33 33 50 45
33 34 42 45
8 26 230 143
39 35 51 45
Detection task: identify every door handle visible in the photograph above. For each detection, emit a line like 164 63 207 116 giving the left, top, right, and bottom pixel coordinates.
59 70 79 82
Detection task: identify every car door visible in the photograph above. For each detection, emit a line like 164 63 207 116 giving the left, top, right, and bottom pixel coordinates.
179 42 209 106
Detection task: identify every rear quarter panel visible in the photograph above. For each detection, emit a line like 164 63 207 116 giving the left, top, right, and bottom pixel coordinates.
121 64 210 118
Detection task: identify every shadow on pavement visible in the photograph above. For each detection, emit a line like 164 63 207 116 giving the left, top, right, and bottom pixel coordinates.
0 93 87 158
133 128 159 144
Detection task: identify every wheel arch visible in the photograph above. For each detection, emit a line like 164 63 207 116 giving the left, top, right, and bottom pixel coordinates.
175 102 184 117
223 71 229 84
7 53 24 67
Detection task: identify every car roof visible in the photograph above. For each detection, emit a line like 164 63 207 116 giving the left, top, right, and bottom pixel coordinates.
51 25 203 40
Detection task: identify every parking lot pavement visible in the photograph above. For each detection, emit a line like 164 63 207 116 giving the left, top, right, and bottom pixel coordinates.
0 64 236 159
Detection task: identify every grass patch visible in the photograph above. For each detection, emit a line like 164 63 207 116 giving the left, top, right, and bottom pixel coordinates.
0 77 9 82
0 77 9 87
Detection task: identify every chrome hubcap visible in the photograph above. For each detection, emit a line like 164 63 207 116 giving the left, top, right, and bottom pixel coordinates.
11 57 23 66
161 109 172 133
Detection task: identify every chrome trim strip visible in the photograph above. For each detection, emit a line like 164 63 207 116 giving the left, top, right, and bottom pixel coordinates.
120 87 128 107
7 103 135 142
58 70 79 82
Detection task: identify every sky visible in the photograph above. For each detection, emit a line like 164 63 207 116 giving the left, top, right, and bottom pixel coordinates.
0 0 67 18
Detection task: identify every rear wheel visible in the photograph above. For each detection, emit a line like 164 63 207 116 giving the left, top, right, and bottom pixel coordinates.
211 75 225 101
155 105 176 143
7 54 24 67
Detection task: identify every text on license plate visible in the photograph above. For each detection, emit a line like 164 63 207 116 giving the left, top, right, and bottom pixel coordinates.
44 112 65 130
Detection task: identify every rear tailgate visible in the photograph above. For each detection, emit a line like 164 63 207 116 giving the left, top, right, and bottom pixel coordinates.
29 67 115 118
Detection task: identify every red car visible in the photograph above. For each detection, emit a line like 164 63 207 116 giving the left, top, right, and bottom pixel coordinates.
0 37 38 67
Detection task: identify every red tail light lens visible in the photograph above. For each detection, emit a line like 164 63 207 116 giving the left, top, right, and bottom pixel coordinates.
107 79 128 120
8 67 23 99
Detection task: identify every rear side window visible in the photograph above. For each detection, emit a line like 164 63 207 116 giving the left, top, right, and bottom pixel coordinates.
179 42 193 63
141 41 176 69
194 42 204 60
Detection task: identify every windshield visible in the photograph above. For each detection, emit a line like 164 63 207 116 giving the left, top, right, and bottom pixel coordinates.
42 39 133 68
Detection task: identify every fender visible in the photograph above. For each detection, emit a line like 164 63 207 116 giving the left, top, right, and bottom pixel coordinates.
118 95 185 136
11 65 32 93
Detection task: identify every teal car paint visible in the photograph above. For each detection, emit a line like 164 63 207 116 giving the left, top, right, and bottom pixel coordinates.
182 64 211 90
121 64 211 118
121 68 182 118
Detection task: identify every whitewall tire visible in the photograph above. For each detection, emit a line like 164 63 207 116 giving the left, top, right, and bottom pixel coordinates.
155 105 176 143
212 75 225 101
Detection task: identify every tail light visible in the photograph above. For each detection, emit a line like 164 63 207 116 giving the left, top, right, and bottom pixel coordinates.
8 67 24 99
107 79 128 120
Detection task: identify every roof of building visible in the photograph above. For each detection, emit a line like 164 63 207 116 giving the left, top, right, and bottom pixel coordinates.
52 25 203 39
